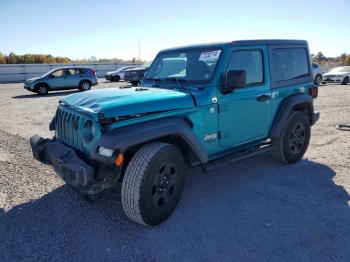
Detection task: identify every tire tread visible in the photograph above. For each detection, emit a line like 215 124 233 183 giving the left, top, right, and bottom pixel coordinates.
121 142 171 225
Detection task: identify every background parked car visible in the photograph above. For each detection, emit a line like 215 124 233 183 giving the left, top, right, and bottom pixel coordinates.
105 66 137 82
322 66 350 85
124 62 151 85
312 63 323 85
24 66 98 95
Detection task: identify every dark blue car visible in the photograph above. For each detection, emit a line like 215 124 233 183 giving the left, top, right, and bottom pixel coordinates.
24 66 98 95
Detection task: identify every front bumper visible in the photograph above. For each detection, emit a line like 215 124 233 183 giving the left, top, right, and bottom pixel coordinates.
312 111 320 125
24 85 34 91
322 77 342 83
30 135 118 194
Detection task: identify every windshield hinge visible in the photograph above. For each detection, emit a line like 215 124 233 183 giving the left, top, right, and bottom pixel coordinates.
218 104 229 113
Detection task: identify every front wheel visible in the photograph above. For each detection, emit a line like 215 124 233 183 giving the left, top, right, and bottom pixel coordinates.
271 111 311 164
121 142 185 226
36 84 48 95
341 77 349 85
112 75 120 82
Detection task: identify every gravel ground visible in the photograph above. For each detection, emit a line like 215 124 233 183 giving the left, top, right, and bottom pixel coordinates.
0 80 349 261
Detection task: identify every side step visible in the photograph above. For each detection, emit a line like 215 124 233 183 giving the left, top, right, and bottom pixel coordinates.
202 145 271 173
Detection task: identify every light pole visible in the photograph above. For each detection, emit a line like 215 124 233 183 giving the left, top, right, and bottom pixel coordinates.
138 37 141 61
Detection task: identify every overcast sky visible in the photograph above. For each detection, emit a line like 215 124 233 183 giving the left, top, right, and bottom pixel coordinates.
0 0 349 61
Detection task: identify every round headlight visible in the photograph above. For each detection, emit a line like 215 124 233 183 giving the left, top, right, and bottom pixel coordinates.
83 120 95 143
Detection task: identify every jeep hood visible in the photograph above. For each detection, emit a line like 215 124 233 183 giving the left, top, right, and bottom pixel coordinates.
61 87 195 118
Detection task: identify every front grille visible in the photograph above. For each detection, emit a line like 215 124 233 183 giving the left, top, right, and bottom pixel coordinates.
56 106 85 150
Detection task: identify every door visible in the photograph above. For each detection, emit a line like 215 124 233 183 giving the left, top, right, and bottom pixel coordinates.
47 69 68 89
66 68 80 88
218 46 271 148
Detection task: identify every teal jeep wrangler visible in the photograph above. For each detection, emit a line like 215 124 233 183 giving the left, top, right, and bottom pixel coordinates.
30 40 319 226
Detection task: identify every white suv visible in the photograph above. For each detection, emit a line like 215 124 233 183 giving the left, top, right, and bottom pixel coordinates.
105 66 137 82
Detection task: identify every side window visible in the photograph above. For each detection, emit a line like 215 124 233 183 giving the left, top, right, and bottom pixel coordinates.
52 69 65 77
271 48 309 82
227 50 263 86
67 69 77 75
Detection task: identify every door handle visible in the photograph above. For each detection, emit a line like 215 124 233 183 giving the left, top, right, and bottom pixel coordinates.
257 94 271 102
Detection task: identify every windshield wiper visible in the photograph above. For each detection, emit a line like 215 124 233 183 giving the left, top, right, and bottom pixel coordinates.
165 77 187 90
145 77 161 87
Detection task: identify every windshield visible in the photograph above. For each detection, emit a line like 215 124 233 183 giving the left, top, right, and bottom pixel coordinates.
142 61 152 68
42 68 58 77
145 48 222 83
330 66 350 73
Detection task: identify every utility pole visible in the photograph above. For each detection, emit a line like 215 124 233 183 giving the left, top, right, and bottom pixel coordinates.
138 37 141 61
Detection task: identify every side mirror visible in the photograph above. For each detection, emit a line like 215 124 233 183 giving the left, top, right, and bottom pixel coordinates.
49 74 55 78
224 70 246 91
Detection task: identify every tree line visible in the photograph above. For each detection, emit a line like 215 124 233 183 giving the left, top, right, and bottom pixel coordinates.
0 52 72 64
1 51 349 65
0 52 142 64
311 52 350 66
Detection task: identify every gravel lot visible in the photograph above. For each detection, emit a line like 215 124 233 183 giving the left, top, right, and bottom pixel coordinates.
0 80 349 261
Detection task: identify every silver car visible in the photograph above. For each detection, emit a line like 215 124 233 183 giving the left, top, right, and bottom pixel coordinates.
322 66 350 85
105 66 137 82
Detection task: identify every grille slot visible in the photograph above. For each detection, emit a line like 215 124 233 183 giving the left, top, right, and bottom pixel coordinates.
56 107 86 150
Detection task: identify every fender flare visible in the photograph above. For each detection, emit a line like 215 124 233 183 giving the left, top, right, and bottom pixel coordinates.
92 117 208 164
269 93 314 138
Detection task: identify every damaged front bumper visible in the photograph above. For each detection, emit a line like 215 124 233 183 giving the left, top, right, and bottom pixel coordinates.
29 135 119 194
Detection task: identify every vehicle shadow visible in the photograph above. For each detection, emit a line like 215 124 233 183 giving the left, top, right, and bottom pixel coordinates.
12 90 78 99
1 156 349 261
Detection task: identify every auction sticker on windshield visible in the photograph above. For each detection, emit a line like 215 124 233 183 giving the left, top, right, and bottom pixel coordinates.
199 50 221 61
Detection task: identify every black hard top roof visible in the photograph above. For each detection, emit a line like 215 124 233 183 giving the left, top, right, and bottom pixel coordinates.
161 39 308 52
231 39 308 46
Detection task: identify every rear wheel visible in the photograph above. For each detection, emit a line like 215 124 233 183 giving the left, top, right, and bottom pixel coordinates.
36 84 48 95
79 80 91 91
314 74 322 85
121 142 185 226
341 77 349 85
271 111 311 164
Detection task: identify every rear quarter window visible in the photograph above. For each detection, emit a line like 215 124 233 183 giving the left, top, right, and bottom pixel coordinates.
270 47 311 88
79 69 90 74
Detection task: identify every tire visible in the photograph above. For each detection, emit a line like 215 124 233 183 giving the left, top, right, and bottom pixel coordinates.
121 142 185 226
112 75 120 82
314 74 322 85
271 111 311 164
79 80 91 91
341 77 349 85
36 84 48 95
